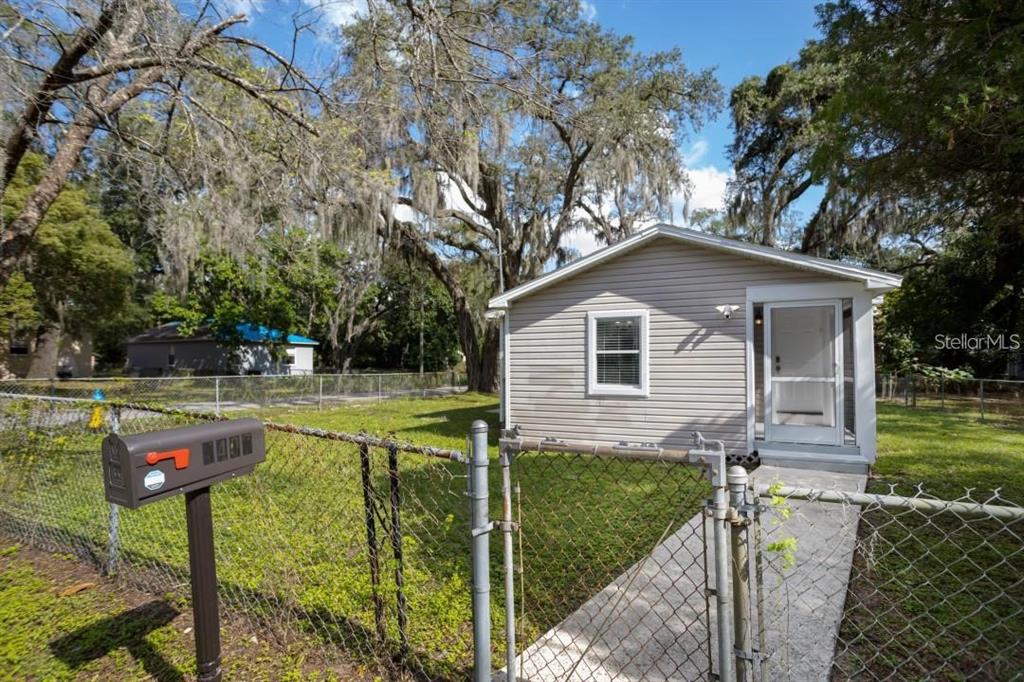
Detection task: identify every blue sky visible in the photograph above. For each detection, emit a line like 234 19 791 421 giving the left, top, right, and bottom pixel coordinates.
574 0 824 251
592 0 820 195
232 0 824 251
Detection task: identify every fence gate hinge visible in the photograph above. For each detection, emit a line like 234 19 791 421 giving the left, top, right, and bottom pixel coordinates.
729 502 759 526
471 521 495 538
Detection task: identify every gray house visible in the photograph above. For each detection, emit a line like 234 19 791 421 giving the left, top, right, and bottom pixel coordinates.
487 224 902 473
126 322 317 376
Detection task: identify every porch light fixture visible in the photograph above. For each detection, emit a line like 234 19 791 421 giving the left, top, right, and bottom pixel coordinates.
716 304 740 320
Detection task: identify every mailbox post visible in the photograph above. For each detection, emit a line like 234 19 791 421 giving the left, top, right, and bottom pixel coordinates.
103 419 266 682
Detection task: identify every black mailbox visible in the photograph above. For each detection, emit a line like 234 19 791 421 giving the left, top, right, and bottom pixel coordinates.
102 419 265 509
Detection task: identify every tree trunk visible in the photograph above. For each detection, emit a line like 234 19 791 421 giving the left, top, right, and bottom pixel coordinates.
391 218 499 392
26 323 61 378
465 324 500 393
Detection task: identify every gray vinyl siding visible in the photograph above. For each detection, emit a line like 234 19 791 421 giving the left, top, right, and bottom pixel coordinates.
507 236 843 456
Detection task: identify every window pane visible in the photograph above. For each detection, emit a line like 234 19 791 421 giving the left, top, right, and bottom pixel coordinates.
597 352 640 386
596 317 640 351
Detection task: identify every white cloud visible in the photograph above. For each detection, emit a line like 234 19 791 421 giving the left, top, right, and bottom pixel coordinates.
672 165 732 223
683 139 709 166
580 1 597 21
303 0 366 27
687 165 732 212
562 227 604 260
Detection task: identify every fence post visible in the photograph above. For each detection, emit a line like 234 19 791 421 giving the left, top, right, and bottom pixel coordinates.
214 377 220 417
469 420 491 682
386 443 409 656
979 379 986 422
104 406 121 576
499 443 517 682
911 373 917 407
378 374 383 403
728 466 753 682
695 440 736 682
358 442 387 644
318 376 324 411
940 375 945 410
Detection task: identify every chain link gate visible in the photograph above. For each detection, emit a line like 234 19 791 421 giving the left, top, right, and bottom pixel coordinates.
726 473 1024 682
468 426 1024 682
465 426 737 682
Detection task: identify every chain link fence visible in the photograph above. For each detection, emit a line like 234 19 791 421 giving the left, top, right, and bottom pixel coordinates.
877 373 1024 424
3 391 1024 681
0 395 474 680
749 480 1024 682
0 370 467 414
497 436 719 681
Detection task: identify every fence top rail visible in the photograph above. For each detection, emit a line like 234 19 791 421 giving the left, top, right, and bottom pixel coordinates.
881 373 1024 386
501 436 694 465
0 393 466 463
757 484 1024 522
0 370 464 383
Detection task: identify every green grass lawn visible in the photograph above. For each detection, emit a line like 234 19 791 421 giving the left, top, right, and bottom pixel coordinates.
875 401 1024 501
838 402 1024 680
255 392 499 450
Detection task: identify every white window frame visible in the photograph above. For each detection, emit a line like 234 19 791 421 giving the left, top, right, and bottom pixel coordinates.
586 309 649 397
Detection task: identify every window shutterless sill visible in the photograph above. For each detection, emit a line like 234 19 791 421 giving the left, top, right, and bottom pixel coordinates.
586 388 649 398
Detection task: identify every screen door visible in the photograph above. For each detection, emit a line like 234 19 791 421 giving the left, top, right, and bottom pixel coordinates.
764 301 843 445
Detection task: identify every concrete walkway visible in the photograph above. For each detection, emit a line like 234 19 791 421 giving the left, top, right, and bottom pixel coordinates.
506 465 866 682
751 465 866 682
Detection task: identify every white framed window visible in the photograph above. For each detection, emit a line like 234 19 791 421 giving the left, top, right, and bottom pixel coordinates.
586 309 649 397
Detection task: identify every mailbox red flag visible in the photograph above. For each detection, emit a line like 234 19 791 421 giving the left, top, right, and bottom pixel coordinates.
145 448 190 470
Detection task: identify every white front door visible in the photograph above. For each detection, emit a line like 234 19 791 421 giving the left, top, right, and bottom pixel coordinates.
764 301 844 445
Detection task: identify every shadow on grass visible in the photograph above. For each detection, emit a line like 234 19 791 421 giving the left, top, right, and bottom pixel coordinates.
49 600 182 682
5 507 469 681
401 402 500 443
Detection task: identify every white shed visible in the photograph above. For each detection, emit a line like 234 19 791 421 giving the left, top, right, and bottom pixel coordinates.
126 322 318 376
487 224 902 473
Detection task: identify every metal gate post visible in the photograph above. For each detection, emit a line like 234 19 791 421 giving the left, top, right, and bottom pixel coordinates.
690 435 736 682
728 466 753 682
499 444 517 682
469 420 492 681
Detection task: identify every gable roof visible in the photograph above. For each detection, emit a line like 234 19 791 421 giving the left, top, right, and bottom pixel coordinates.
488 223 903 309
127 322 318 346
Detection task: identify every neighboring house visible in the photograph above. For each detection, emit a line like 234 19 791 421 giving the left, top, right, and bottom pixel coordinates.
126 322 318 376
7 333 95 378
487 224 903 474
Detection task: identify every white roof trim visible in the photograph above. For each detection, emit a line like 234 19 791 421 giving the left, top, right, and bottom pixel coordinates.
488 223 902 309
